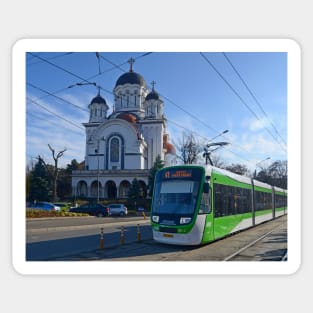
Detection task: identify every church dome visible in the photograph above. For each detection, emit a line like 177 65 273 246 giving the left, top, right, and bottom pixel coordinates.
114 57 147 88
90 94 107 105
164 142 176 155
115 71 146 88
146 90 160 101
163 134 176 155
117 112 138 123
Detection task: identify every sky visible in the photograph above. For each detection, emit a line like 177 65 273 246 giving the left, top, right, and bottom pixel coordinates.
26 47 288 173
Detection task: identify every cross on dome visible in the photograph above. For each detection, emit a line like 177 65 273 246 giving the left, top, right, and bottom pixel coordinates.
151 80 156 91
128 58 135 72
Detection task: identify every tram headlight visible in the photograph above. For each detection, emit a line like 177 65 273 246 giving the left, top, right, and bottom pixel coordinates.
152 215 159 223
180 217 192 224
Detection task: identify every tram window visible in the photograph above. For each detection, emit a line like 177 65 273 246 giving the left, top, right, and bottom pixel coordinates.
275 194 287 208
199 191 211 214
214 183 251 217
255 191 272 211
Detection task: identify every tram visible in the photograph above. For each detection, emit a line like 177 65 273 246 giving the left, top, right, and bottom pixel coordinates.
150 164 287 245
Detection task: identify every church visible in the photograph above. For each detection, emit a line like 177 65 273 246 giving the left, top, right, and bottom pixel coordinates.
71 58 176 200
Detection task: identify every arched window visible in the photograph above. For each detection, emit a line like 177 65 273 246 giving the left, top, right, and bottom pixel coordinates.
110 137 120 162
106 134 124 170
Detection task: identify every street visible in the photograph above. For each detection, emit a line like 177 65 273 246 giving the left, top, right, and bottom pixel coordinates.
26 215 287 262
26 215 151 260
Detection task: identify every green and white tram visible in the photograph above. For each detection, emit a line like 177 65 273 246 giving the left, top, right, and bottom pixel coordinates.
150 164 287 245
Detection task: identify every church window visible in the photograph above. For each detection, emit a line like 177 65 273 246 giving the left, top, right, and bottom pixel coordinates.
110 137 120 162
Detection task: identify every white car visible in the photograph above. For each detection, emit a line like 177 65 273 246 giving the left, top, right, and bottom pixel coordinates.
108 204 128 216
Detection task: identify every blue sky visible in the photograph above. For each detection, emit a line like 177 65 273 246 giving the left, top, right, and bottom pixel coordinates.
26 49 287 172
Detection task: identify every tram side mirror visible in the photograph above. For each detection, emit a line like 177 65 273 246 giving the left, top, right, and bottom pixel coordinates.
203 182 210 193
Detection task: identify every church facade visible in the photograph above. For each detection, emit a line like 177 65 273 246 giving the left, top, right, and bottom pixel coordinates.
71 59 176 200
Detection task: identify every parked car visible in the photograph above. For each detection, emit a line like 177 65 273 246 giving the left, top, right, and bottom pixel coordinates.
69 203 110 217
53 203 70 211
29 202 61 211
108 203 128 216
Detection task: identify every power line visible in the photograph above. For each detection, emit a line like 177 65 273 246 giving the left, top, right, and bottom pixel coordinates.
26 111 84 137
167 118 250 163
27 96 85 131
28 52 113 97
27 82 89 113
27 52 74 66
200 52 287 153
222 52 287 146
48 52 263 160
90 52 154 77
27 52 283 165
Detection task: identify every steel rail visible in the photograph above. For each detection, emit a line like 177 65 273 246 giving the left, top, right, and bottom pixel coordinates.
223 222 285 261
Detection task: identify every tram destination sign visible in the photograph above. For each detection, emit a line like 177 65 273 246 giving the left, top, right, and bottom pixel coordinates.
163 169 193 179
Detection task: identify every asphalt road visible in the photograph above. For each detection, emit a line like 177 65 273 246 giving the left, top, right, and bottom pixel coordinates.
77 214 287 262
26 214 287 262
26 215 151 260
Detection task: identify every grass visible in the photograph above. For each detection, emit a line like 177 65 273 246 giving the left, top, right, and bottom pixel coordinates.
26 209 89 218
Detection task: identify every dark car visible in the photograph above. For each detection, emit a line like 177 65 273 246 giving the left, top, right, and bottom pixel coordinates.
69 203 110 217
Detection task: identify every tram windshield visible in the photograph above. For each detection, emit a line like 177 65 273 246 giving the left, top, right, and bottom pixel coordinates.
152 167 203 216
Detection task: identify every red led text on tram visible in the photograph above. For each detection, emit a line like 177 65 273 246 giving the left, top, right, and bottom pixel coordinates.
164 170 192 179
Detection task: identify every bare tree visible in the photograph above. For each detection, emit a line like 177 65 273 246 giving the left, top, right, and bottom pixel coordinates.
255 160 287 189
175 132 202 164
209 154 225 168
39 144 67 202
225 163 250 176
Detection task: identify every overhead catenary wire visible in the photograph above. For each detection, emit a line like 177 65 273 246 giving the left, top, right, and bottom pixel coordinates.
27 52 74 66
167 118 250 163
28 52 219 141
27 82 89 113
28 52 113 97
222 52 287 146
95 52 257 161
200 52 287 154
27 96 85 131
27 52 285 166
26 111 85 137
29 52 260 162
96 53 251 153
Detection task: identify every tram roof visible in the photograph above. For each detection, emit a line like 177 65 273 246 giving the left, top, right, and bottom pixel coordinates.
203 165 252 185
163 164 287 192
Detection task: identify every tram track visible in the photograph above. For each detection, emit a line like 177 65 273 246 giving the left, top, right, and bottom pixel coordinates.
222 219 287 262
51 214 287 261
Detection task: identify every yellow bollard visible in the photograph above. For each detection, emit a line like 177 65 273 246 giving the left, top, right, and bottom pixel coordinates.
142 212 146 220
100 227 104 250
137 224 141 242
120 225 125 245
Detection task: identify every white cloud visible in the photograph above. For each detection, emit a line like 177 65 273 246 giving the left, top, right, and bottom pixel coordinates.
26 92 87 167
243 116 271 132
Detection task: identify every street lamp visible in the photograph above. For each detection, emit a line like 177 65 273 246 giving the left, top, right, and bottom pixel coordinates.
207 129 229 143
93 137 106 202
254 157 271 178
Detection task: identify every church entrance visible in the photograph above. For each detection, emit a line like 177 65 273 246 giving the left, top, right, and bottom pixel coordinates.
76 181 88 198
105 180 117 199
